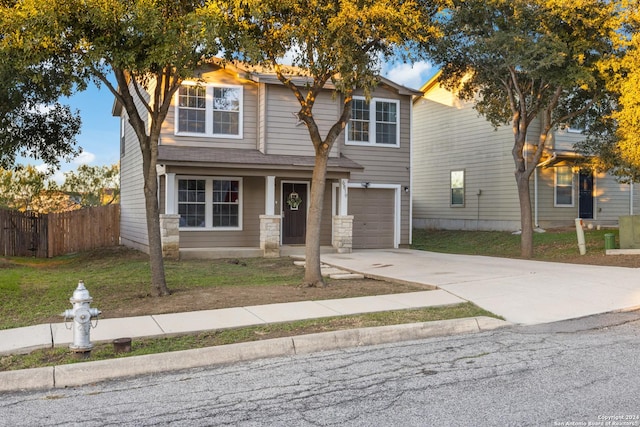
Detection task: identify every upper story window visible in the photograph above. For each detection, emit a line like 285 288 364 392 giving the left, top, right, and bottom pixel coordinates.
346 97 400 147
555 166 574 207
176 83 243 138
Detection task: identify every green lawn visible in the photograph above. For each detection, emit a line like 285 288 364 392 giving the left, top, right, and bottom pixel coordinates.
411 227 616 261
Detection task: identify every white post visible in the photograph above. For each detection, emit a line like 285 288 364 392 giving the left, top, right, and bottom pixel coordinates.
165 173 176 215
265 176 275 215
339 179 349 216
575 218 586 255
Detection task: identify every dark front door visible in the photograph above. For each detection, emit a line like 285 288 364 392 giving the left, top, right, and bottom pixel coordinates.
282 182 307 244
579 172 594 219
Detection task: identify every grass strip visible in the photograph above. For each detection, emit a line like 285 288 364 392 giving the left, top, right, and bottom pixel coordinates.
0 303 500 371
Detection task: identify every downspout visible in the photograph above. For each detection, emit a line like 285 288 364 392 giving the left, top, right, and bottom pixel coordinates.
534 169 538 228
631 182 634 215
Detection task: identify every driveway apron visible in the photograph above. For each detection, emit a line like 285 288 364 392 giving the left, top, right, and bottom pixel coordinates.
321 249 640 324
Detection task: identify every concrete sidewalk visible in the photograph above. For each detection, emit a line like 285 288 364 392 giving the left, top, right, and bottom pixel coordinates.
0 288 508 392
321 249 640 325
0 290 466 357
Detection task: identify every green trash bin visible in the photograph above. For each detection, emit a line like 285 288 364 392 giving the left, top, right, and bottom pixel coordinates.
604 233 615 250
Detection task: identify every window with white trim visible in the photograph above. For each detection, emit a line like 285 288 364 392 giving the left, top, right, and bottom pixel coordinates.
177 177 242 229
555 166 574 206
450 170 465 207
346 97 400 147
176 83 243 138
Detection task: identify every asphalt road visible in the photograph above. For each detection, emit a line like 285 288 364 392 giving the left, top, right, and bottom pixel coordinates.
2 311 640 426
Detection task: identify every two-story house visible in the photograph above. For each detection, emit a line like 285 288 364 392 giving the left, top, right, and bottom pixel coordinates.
114 60 420 258
412 73 640 232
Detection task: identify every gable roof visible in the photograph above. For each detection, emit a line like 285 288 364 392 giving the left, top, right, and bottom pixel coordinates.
222 60 422 97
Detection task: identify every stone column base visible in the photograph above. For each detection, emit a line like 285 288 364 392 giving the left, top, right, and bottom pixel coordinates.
332 215 353 254
159 214 180 260
260 215 281 257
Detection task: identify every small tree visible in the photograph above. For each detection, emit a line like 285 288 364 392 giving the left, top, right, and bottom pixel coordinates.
213 0 439 286
4 0 226 296
428 0 618 257
0 166 73 213
62 164 120 208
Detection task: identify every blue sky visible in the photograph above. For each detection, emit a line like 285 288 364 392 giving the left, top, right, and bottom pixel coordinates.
29 60 435 183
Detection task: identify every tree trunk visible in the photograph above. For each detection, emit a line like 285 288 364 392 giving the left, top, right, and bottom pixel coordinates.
143 168 170 296
303 151 329 288
143 171 170 296
515 171 534 258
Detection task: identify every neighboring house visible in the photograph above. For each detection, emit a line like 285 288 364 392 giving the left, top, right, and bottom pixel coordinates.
114 60 420 258
412 73 639 232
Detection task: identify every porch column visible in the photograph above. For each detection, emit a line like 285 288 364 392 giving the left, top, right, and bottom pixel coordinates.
165 173 176 215
339 178 349 216
159 214 180 260
265 175 276 215
260 176 280 257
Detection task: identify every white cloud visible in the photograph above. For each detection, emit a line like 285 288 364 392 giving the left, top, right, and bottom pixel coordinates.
50 170 66 185
72 151 96 165
382 61 435 90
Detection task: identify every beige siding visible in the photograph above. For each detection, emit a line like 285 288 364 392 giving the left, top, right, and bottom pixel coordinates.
119 82 154 252
412 80 638 231
340 86 412 245
179 176 263 248
595 173 632 221
412 83 522 231
264 85 340 157
535 167 578 225
550 128 585 151
160 68 259 150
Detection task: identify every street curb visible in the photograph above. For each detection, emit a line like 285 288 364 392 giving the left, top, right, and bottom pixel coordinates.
0 316 510 393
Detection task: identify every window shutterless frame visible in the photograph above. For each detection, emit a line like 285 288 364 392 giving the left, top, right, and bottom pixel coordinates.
176 176 243 230
450 170 465 207
345 97 400 148
175 82 243 139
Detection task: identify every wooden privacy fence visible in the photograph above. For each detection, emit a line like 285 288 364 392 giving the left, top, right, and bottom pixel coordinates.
1 205 120 258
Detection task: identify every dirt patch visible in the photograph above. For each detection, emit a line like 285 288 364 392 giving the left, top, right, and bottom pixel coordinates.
46 278 431 323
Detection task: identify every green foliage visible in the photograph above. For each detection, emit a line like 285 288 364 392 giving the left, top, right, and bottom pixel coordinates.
430 0 618 131
577 4 640 182
0 1 84 168
62 163 120 207
0 165 74 213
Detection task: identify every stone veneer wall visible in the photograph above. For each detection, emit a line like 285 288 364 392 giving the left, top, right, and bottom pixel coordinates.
159 214 180 260
260 215 281 257
332 215 353 253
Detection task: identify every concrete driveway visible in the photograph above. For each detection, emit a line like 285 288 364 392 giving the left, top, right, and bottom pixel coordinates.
322 249 640 325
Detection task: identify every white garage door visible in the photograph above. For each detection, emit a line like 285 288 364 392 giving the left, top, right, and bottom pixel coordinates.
349 188 395 249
